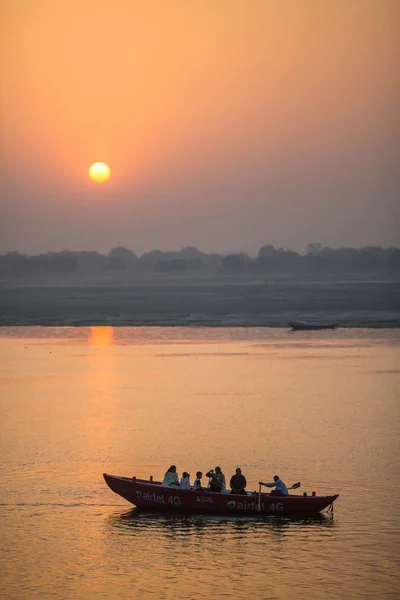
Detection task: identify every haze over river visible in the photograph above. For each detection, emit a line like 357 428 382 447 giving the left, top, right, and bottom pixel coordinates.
1 326 399 599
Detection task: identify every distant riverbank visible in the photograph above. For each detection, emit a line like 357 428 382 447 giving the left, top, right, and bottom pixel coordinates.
1 278 399 327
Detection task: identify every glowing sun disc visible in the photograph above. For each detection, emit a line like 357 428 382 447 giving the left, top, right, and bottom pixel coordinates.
88 162 111 183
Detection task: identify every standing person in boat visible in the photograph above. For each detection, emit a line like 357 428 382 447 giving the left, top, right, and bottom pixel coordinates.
229 467 247 495
259 475 288 496
206 466 226 493
193 471 204 491
180 472 191 489
162 465 180 487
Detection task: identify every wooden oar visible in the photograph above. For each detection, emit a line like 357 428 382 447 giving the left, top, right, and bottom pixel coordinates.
259 481 301 490
289 482 301 490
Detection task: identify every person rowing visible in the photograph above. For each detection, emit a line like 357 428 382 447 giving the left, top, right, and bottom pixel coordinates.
259 475 288 496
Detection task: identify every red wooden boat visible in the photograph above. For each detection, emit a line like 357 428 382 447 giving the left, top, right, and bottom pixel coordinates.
103 474 339 515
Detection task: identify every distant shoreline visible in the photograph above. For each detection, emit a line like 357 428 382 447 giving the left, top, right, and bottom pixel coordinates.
1 279 399 328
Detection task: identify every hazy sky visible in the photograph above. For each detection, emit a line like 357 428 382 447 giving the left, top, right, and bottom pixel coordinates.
1 0 399 256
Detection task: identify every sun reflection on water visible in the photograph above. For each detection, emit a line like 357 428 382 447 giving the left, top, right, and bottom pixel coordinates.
89 326 115 347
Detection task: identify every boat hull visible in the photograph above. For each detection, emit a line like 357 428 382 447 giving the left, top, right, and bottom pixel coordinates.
288 320 339 331
104 474 338 515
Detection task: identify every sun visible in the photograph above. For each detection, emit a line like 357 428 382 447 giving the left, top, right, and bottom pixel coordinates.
88 162 111 183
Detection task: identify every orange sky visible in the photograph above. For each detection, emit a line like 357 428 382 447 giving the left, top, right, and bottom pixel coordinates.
1 0 399 254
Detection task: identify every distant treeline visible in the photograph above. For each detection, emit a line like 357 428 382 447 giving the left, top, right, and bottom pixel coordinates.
1 244 399 278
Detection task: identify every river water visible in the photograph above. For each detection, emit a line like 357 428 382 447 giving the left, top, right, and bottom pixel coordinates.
1 326 399 599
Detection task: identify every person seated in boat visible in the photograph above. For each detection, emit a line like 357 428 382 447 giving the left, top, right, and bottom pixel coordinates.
192 471 204 491
259 475 288 496
180 472 191 489
229 467 247 495
206 466 226 493
162 465 180 487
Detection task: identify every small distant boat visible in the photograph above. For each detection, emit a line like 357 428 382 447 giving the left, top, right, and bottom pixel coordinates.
288 320 339 331
103 474 339 515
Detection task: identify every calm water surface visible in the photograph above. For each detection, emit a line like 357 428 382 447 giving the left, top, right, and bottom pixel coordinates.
1 327 399 599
